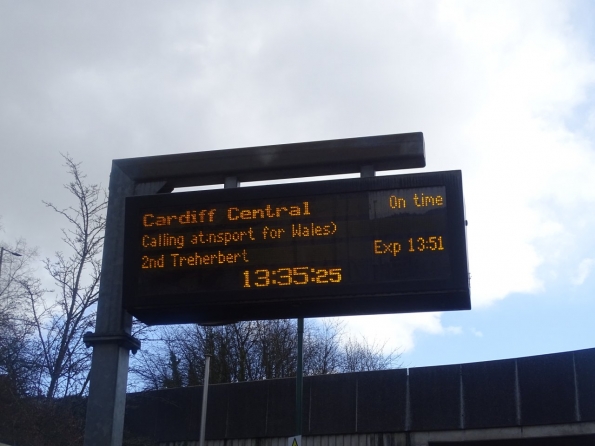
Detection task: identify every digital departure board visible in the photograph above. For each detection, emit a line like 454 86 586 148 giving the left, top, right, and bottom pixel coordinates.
122 170 470 325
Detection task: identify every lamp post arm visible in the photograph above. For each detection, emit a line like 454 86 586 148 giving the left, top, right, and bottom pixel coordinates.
0 246 23 281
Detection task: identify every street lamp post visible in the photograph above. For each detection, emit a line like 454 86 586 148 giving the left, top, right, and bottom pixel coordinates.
0 246 22 280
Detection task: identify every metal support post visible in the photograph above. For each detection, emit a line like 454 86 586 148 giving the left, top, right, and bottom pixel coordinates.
82 167 164 446
199 354 212 446
296 317 304 435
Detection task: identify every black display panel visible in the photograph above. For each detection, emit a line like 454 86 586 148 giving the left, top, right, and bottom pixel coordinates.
123 171 470 324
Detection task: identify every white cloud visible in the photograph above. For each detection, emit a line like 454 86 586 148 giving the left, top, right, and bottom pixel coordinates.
341 313 463 354
434 0 595 307
470 328 484 338
445 326 463 335
571 258 594 285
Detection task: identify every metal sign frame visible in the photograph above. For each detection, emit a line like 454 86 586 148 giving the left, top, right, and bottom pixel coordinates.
83 132 428 445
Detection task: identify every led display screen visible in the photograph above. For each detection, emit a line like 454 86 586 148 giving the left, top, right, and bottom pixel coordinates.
122 170 470 324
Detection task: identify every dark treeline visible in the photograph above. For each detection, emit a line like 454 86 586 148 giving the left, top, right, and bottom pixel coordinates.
130 319 401 391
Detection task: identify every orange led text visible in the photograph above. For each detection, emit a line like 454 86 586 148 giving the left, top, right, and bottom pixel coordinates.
227 202 310 221
143 209 216 227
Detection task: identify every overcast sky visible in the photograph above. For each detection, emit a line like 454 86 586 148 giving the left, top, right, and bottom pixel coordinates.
1 0 594 368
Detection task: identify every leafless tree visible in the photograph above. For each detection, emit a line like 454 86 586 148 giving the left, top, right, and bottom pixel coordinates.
0 238 44 397
341 335 401 372
130 318 402 391
303 319 343 375
0 238 39 320
0 157 110 444
27 154 107 398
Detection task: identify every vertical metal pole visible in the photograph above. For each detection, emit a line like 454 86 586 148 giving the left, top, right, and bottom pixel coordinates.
0 247 4 281
83 166 157 446
296 317 304 435
83 165 135 446
200 354 212 446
